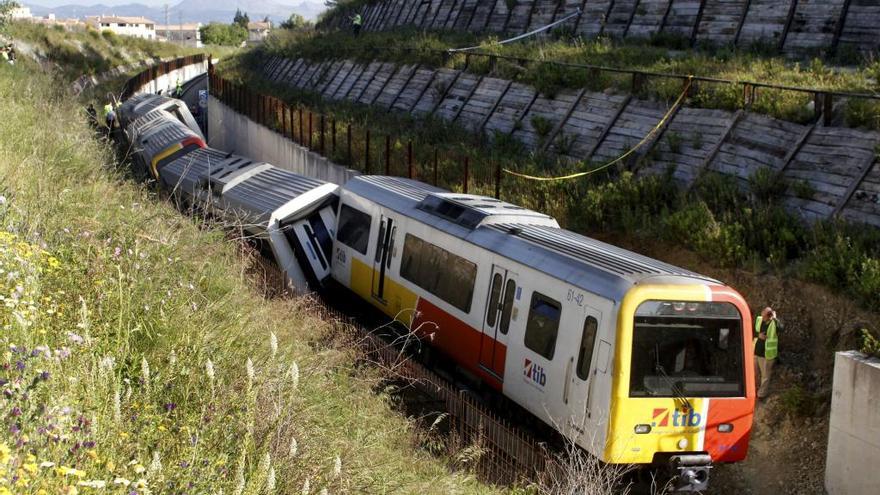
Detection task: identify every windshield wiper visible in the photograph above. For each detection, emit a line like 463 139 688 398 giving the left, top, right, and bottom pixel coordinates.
655 344 692 411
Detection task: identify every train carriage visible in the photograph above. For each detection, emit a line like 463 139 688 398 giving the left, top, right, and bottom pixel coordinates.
157 148 339 290
331 176 754 491
118 93 203 139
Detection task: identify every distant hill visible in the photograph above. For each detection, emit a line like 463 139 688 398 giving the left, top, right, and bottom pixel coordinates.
26 0 325 23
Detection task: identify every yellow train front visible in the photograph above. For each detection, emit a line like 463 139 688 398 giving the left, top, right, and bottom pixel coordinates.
330 176 755 491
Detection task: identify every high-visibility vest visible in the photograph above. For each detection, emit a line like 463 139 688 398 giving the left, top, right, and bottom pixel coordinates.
1 51 7 61
103 104 115 120
353 14 363 26
754 316 778 360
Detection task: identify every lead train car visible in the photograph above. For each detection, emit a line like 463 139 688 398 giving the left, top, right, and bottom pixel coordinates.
331 176 754 491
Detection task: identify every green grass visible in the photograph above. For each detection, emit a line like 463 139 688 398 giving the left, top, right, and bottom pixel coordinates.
252 28 880 127
0 50 504 494
6 21 239 83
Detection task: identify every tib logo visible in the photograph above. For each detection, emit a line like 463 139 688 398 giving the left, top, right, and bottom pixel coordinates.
523 358 547 387
652 408 703 427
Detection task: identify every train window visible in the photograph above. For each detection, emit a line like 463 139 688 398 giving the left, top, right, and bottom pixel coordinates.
498 279 516 335
630 300 744 398
400 234 477 313
576 316 599 380
336 204 371 255
524 293 561 360
486 273 503 327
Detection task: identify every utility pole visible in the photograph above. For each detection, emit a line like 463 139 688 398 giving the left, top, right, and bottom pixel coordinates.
164 4 169 41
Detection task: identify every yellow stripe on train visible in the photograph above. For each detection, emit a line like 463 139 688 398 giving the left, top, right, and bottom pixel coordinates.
604 284 712 464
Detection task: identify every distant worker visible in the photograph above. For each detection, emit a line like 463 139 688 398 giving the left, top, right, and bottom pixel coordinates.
7 44 14 65
101 101 116 131
0 46 8 64
174 78 183 98
351 12 363 37
754 306 780 400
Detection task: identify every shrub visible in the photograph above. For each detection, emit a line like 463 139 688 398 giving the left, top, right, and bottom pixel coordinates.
691 171 744 214
531 115 554 139
844 98 880 130
860 329 880 358
665 131 683 154
101 29 119 44
792 179 816 200
748 166 786 204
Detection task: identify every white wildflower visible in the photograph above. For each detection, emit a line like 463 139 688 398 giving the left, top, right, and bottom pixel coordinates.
39 462 55 468
266 467 276 491
141 357 150 389
113 387 121 423
289 361 299 391
113 478 131 487
78 480 107 488
333 455 341 478
206 359 215 390
99 355 115 374
148 451 162 477
0 195 6 205
319 489 328 495
300 478 310 495
246 357 254 390
289 437 298 458
232 461 245 495
270 332 278 359
169 350 177 369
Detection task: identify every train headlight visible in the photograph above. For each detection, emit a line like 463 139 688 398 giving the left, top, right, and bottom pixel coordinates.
634 424 651 434
717 423 734 433
677 438 689 450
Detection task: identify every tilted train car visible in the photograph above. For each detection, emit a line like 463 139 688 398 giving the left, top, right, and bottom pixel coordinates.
117 93 204 140
157 147 338 290
126 115 206 181
330 176 754 491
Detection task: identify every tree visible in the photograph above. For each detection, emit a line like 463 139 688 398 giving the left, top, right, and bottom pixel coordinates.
280 13 312 30
0 1 20 32
233 9 250 29
199 22 247 46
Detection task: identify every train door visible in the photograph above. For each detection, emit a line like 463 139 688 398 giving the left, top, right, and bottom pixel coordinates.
371 215 395 302
559 307 603 435
479 264 517 380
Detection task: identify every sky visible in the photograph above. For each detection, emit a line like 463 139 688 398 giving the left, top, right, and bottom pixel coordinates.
28 0 326 7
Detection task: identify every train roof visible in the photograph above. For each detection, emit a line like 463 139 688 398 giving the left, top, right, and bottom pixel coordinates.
344 176 717 302
119 94 203 140
133 117 202 163
159 146 338 231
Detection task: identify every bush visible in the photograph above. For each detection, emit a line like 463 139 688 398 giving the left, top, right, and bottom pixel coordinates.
200 22 247 47
860 329 880 358
748 166 786 204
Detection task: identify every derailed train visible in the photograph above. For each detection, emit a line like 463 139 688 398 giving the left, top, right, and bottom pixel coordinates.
118 93 756 492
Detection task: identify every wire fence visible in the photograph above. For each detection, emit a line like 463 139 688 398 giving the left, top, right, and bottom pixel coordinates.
209 68 508 198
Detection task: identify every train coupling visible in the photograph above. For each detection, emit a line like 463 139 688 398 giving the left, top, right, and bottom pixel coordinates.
669 454 711 492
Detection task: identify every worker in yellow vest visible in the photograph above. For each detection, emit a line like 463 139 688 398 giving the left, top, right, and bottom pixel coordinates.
351 12 363 36
754 307 779 399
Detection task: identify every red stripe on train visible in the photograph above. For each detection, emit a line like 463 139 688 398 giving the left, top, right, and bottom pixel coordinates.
412 298 506 391
706 285 755 462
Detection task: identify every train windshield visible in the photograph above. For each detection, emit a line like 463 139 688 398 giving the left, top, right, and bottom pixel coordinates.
630 301 744 398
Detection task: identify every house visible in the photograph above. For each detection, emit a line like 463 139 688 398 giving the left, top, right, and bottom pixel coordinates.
247 21 271 45
156 23 203 48
86 16 156 40
10 6 32 20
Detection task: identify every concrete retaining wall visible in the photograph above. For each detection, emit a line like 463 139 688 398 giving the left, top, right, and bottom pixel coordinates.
132 62 209 97
825 351 880 495
207 98 360 186
322 0 880 55
257 55 880 227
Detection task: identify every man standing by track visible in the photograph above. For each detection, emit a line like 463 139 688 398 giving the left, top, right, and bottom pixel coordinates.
754 306 780 400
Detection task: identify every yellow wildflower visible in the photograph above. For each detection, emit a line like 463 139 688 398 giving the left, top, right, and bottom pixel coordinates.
105 460 115 472
85 450 98 461
22 463 37 475
0 444 10 464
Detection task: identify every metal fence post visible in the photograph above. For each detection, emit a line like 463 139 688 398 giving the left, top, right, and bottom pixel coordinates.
823 92 834 127
331 118 337 153
365 129 371 174
463 156 469 194
320 114 326 155
495 161 501 199
385 135 391 175
308 112 314 149
407 141 414 179
298 108 304 144
433 149 438 186
347 123 353 165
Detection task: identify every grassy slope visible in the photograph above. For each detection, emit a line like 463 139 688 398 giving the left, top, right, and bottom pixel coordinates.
0 53 501 494
257 28 880 128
